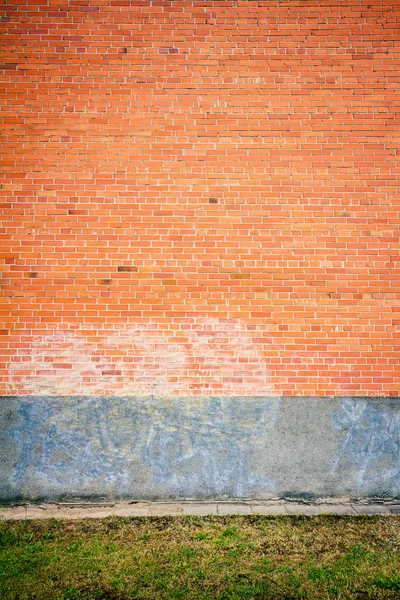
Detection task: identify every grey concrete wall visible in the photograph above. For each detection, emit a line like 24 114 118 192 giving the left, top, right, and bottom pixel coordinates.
1 396 399 502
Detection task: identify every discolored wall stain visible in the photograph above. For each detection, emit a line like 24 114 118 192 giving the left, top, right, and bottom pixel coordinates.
2 396 400 502
5 396 280 501
6 319 275 397
332 398 400 494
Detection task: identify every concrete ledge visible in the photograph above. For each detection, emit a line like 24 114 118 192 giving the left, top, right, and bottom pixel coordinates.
1 395 400 502
1 501 399 520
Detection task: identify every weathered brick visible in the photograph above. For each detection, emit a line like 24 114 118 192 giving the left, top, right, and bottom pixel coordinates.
1 0 399 396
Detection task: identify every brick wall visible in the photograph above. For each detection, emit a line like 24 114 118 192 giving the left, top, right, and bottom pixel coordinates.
2 0 399 397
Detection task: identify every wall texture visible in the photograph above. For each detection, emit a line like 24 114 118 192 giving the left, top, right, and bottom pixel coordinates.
2 0 400 397
2 395 400 502
1 0 399 500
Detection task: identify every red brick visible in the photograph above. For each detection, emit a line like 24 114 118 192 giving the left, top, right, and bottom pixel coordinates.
1 0 399 397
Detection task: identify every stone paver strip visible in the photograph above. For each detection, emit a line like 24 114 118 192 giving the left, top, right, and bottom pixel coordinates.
183 504 218 516
354 505 390 515
0 507 27 520
1 502 400 520
217 504 252 515
148 504 184 516
251 504 288 515
31 507 84 520
286 504 321 515
318 504 357 515
76 507 121 519
387 504 400 514
113 503 151 517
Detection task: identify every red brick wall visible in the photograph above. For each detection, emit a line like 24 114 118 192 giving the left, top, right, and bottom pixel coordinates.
2 0 399 396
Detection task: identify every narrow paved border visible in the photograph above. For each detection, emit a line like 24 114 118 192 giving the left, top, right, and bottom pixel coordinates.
1 501 400 520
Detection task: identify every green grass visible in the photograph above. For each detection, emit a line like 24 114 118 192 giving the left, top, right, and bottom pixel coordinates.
1 515 400 599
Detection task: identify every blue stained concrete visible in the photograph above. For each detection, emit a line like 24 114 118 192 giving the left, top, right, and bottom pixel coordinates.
0 396 399 502
332 398 400 490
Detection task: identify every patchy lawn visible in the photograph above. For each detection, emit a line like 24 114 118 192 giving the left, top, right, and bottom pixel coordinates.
1 515 400 599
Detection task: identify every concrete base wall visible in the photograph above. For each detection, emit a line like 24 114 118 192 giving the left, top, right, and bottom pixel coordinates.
1 396 399 502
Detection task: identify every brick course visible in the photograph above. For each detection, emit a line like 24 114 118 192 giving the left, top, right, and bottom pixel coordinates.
1 0 399 396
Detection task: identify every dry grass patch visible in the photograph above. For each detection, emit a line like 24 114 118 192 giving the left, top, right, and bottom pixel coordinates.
1 515 400 599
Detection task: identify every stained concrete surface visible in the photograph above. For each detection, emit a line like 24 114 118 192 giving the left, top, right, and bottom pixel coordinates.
0 396 399 502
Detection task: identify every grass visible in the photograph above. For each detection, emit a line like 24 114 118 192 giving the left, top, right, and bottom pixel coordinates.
1 515 400 599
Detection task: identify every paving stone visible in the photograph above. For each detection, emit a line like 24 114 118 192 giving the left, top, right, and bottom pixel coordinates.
182 504 218 516
57 502 115 508
286 504 321 515
217 504 252 515
318 504 357 515
80 508 121 519
251 504 288 515
24 508 61 520
148 504 184 515
354 505 390 515
51 508 85 519
0 507 27 520
113 504 150 517
113 508 150 517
